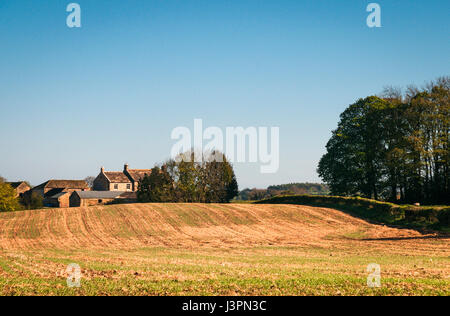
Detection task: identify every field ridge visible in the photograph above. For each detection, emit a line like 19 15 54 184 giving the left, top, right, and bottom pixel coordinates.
0 203 448 296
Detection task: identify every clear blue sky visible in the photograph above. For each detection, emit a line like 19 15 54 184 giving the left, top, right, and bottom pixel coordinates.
0 0 449 189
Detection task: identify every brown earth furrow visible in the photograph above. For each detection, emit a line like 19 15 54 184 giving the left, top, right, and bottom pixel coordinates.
0 203 448 254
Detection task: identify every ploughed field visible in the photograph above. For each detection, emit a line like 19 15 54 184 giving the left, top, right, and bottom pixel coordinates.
0 203 448 296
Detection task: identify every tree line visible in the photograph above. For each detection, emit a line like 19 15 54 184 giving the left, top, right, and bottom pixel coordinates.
237 183 329 201
137 150 239 203
318 77 449 205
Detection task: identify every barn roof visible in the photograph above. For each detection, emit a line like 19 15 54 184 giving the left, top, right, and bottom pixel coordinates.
34 180 89 190
44 188 66 198
103 172 131 183
51 192 71 199
74 191 125 199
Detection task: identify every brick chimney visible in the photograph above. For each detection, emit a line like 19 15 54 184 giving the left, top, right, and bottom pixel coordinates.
124 164 129 171
101 166 105 173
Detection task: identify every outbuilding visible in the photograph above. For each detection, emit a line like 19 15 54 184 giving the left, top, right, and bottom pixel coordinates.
6 181 31 197
70 191 137 207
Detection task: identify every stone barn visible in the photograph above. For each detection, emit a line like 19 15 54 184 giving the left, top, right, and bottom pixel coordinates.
45 192 71 208
31 180 90 208
70 191 137 207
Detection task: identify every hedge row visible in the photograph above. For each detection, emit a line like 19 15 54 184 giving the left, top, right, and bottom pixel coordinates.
254 195 450 230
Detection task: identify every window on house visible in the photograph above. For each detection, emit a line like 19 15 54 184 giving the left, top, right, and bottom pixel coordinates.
114 184 118 190
98 199 103 203
127 184 131 190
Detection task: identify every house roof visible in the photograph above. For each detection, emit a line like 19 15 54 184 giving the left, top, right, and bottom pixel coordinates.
126 169 152 182
34 180 89 191
51 192 71 199
6 182 29 189
74 191 125 199
103 172 131 183
44 188 66 198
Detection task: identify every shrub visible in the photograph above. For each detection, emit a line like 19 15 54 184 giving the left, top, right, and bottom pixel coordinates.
0 182 22 212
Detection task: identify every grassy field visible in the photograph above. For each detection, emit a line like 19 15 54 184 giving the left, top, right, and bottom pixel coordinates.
0 203 449 296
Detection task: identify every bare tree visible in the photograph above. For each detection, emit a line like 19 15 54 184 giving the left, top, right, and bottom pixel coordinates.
380 85 403 101
84 176 96 189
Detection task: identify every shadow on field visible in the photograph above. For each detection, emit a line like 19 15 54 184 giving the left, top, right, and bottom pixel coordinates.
328 206 450 237
361 235 450 241
256 200 450 237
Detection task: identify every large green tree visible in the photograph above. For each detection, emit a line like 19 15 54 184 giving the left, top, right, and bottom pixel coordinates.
0 177 22 212
318 96 389 199
318 77 449 205
201 152 239 203
138 150 239 203
20 191 43 210
137 166 175 203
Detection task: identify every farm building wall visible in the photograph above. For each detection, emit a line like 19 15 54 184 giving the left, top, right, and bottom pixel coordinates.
80 198 115 207
109 183 132 191
58 193 71 208
70 191 126 207
43 197 59 208
93 173 110 191
44 193 71 208
69 193 81 207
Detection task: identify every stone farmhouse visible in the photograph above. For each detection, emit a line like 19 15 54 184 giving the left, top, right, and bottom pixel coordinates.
6 181 31 197
93 164 151 192
7 164 148 209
